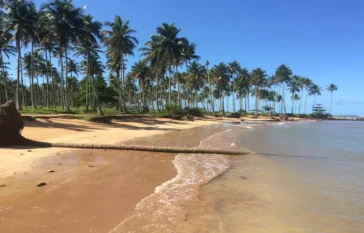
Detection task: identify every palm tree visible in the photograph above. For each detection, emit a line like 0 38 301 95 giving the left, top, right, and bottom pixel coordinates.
250 68 267 116
275 64 292 114
326 83 338 114
300 77 312 114
145 23 187 106
205 60 214 112
181 40 200 106
130 61 151 107
0 28 16 102
3 0 35 109
309 84 322 112
102 15 138 112
186 61 205 107
288 76 301 114
228 61 241 112
41 0 86 112
211 63 230 113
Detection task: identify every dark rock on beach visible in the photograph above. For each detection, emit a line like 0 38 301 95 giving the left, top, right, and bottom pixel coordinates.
37 182 47 187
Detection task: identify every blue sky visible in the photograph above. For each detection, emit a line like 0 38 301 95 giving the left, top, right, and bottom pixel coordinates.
9 0 364 115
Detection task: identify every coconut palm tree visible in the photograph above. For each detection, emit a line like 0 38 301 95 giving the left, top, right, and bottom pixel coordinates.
102 15 138 112
299 77 312 114
186 61 205 107
275 64 292 114
3 0 35 109
41 0 86 112
205 60 214 112
250 68 267 116
326 83 338 114
288 75 301 114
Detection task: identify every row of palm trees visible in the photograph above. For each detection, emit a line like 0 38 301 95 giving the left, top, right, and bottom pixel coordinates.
0 0 338 115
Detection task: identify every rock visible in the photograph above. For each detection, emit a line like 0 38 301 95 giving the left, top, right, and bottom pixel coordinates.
48 170 55 173
57 163 62 165
37 182 47 187
27 150 32 152
0 101 24 147
240 176 248 180
88 165 94 168
279 114 289 121
0 185 6 187
20 153 23 155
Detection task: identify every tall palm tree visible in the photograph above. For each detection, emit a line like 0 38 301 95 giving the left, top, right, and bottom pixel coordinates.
309 84 322 112
41 0 86 112
102 15 138 112
250 68 267 116
288 75 301 114
275 64 292 114
3 0 35 109
205 60 214 112
326 83 338 114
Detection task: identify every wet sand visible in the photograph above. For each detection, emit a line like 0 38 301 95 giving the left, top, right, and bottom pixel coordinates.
0 150 176 233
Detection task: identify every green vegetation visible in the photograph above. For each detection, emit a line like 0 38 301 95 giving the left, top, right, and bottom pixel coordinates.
0 0 338 118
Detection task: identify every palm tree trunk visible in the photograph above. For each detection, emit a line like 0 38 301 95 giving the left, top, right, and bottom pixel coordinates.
207 67 213 113
168 70 171 105
21 60 25 107
175 66 180 106
156 73 159 111
30 42 36 108
45 50 50 108
239 90 242 112
121 56 127 112
304 88 308 114
64 48 71 112
299 88 303 115
0 53 8 101
247 87 250 113
91 74 103 115
86 52 90 111
330 91 333 114
16 38 22 110
291 91 295 114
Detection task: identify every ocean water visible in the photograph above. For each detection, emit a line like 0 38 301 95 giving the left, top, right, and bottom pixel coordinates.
110 121 364 233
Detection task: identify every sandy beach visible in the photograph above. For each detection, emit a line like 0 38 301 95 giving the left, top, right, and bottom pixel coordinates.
0 116 237 233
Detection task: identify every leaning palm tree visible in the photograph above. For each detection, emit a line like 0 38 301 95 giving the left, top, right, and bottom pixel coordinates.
250 68 267 116
41 0 86 112
3 0 35 110
102 15 138 112
326 83 338 114
300 77 312 114
275 64 292 114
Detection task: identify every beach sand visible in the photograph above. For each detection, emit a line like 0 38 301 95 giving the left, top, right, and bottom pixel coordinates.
0 116 235 233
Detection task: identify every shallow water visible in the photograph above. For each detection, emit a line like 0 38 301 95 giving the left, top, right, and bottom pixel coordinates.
110 121 364 233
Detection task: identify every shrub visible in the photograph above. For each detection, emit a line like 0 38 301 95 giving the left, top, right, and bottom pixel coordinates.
188 108 203 117
165 104 186 120
228 112 241 118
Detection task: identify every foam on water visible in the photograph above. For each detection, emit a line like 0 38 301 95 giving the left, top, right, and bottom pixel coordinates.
109 130 233 233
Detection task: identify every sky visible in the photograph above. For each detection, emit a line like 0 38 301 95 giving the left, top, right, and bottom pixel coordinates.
8 0 364 115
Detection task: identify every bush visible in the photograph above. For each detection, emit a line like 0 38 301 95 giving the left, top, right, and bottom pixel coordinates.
165 104 186 120
141 106 149 114
188 108 204 117
228 112 241 118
